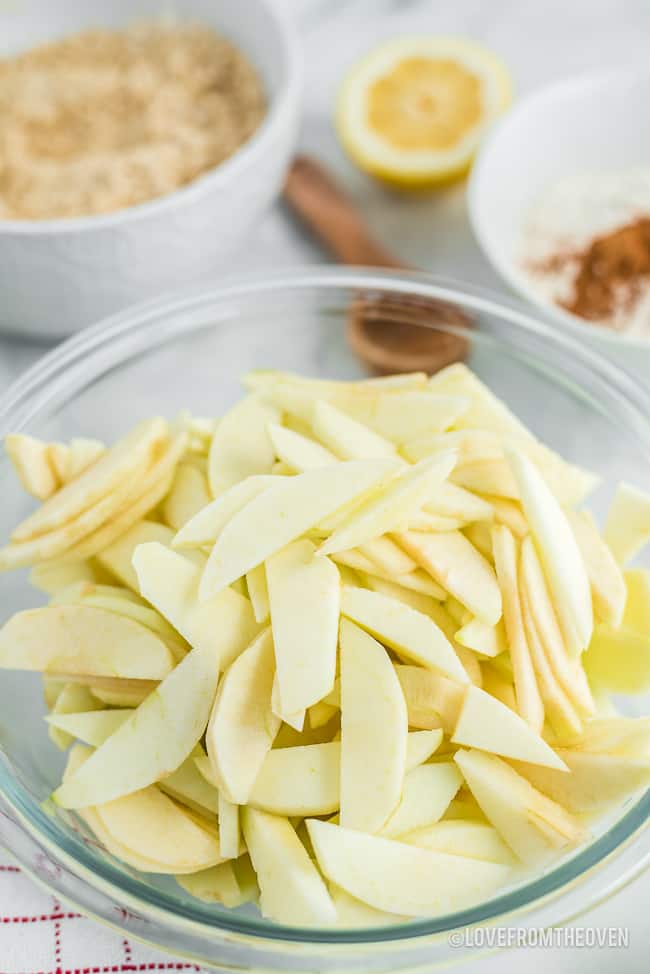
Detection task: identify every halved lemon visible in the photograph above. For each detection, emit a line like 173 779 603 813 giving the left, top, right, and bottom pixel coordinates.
336 36 511 188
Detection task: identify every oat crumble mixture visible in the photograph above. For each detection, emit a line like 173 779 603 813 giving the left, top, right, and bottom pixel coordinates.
0 23 266 220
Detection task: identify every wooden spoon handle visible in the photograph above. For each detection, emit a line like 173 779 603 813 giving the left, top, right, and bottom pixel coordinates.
284 155 409 270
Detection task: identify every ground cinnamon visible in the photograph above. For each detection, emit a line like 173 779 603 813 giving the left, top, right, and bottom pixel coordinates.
562 217 650 323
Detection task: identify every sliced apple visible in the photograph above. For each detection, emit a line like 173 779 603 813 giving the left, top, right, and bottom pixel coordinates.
568 509 626 628
319 452 457 557
395 665 465 733
398 530 502 626
381 763 462 837
250 741 340 816
5 433 60 500
0 604 174 680
311 399 398 460
11 417 169 543
507 448 593 654
208 395 279 496
330 884 407 927
624 569 650 634
307 819 510 918
339 620 408 833
53 629 222 807
46 709 133 747
402 428 503 466
176 862 243 907
352 392 469 444
451 460 519 500
173 475 278 549
47 682 103 749
158 755 220 816
162 462 211 532
133 543 260 671
341 586 468 684
512 751 650 813
95 520 175 591
357 567 445 600
455 618 507 659
30 558 100 596
205 629 279 805
454 749 585 865
564 716 650 758
491 524 544 732
48 438 106 485
401 820 515 864
463 522 493 561
217 792 240 860
425 482 493 524
356 536 416 575
584 625 650 694
487 496 529 538
480 663 517 711
200 459 399 597
242 807 336 926
246 564 270 625
267 422 337 471
519 536 594 716
604 482 650 565
452 685 567 770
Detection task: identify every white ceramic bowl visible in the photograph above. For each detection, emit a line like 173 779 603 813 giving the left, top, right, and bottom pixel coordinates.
0 0 301 339
468 68 650 370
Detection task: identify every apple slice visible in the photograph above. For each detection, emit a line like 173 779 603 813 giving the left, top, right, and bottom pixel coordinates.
401 820 515 864
173 475 278 549
455 618 507 659
451 685 567 770
266 540 340 715
11 417 169 543
330 884 407 927
402 429 503 466
200 459 399 597
30 558 100 596
158 755 220 816
568 509 626 628
604 482 650 565
96 520 174 591
381 763 462 837
162 462 211 532
348 392 469 443
94 785 223 874
339 620 408 833
46 709 133 747
53 626 222 808
341 586 469 684
519 536 594 716
425 482 494 524
507 448 593 654
454 749 585 865
512 750 650 813
176 862 243 907
242 807 336 926
356 536 416 575
491 524 544 731
205 629 279 805
624 569 650 634
49 438 106 485
133 543 260 671
487 497 529 538
395 665 465 733
0 604 174 680
357 567 445 600
319 452 457 557
208 395 279 496
218 792 240 860
398 530 502 626
47 683 103 750
583 625 650 694
307 819 510 917
561 716 650 758
5 433 60 500
267 422 338 471
311 399 398 460
246 564 270 624
451 460 519 500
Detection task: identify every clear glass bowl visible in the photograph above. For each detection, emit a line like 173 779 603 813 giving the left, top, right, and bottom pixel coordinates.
0 268 648 972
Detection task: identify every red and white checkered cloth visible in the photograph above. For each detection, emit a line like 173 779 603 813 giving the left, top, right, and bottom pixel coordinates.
0 850 207 974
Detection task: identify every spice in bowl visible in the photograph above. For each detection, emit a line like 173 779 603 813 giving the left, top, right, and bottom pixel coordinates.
0 23 266 220
519 168 650 338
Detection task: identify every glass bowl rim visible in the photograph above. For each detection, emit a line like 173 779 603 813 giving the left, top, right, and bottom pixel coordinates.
0 266 649 947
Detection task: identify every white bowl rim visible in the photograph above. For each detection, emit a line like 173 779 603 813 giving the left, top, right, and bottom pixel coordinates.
0 0 302 236
468 64 650 350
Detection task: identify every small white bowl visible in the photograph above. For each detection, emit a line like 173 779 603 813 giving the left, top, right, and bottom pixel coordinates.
0 0 301 339
468 68 650 366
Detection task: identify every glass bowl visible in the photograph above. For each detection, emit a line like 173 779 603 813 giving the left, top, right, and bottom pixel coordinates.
0 268 648 972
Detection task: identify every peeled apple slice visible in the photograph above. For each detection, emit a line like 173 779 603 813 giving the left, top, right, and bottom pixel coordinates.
46 709 133 747
402 820 514 864
162 462 211 531
454 749 585 865
0 605 174 681
512 751 650 813
176 863 243 907
5 433 59 500
451 686 567 770
395 664 464 733
205 629 280 805
53 635 222 808
307 819 511 918
96 520 174 591
583 625 650 694
319 452 457 557
200 459 399 597
311 399 398 460
133 543 259 672
208 395 279 496
267 423 337 471
604 482 650 565
339 620 408 833
506 448 593 655
330 884 406 927
381 763 462 837
568 509 626 628
242 807 336 926
173 475 278 549
340 585 469 683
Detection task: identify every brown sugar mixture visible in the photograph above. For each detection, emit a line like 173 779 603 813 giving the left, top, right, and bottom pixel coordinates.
563 217 650 323
0 23 266 220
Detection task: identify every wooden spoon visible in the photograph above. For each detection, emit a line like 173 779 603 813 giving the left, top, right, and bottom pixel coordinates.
284 155 471 374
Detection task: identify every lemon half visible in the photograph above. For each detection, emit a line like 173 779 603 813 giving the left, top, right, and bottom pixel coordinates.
336 36 511 187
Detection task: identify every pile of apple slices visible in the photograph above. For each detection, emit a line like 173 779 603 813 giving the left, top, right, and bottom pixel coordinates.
1 365 649 927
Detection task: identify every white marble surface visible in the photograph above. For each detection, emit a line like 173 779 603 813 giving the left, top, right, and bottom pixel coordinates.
0 0 648 970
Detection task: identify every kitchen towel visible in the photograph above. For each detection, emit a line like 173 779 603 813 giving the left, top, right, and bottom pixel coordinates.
0 850 205 974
